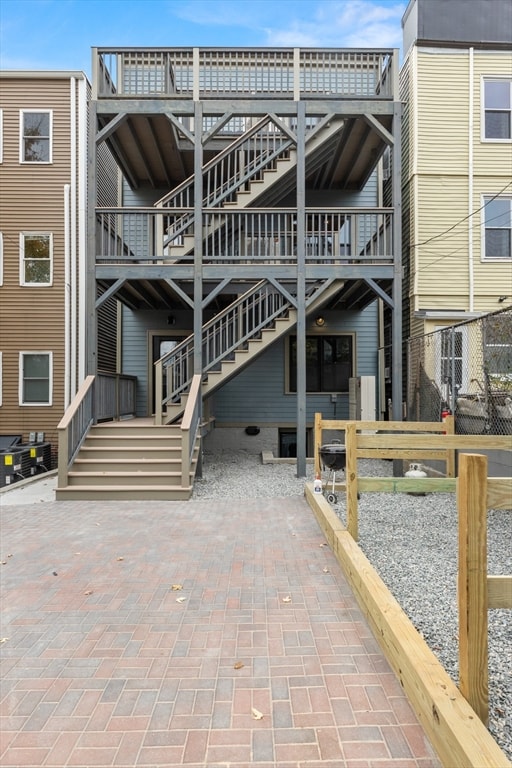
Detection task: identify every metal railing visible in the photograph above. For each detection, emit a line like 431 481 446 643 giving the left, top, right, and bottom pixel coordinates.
95 207 394 265
93 47 396 100
407 307 512 436
57 372 137 488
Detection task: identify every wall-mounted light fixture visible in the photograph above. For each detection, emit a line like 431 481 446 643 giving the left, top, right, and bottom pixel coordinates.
315 315 325 327
498 296 508 303
167 314 176 325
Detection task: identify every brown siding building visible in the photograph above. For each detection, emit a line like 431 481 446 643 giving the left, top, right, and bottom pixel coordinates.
0 72 89 463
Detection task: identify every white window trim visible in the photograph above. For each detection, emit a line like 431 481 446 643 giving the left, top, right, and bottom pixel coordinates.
481 76 512 143
19 351 53 406
19 231 53 286
19 109 53 163
435 325 470 400
481 194 512 261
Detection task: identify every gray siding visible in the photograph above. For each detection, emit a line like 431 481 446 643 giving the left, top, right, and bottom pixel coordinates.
403 0 512 54
211 303 379 424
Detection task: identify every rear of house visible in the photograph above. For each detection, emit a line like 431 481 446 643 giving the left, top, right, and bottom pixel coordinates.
90 48 402 457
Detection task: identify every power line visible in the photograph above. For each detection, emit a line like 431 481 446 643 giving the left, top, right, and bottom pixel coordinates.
410 180 512 249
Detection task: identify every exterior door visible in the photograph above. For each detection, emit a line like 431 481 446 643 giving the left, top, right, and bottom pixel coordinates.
150 334 184 415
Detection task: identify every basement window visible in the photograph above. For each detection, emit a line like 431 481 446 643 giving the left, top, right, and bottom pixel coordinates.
279 428 312 458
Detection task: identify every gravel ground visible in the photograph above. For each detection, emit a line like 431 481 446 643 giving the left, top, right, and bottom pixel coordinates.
194 450 512 762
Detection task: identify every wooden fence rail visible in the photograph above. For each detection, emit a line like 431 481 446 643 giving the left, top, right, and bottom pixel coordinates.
314 414 510 540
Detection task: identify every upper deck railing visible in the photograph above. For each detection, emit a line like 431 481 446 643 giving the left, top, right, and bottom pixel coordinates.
93 47 397 101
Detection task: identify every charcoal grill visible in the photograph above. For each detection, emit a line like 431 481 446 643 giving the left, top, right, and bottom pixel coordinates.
319 439 346 504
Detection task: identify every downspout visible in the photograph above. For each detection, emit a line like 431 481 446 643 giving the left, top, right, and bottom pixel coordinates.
77 75 88 384
468 48 474 312
64 183 71 409
69 76 77 399
412 46 420 307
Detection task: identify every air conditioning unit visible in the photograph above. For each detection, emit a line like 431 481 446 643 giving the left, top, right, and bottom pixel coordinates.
349 376 376 421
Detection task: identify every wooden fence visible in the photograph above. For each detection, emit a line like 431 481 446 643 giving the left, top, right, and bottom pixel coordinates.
314 414 510 540
308 416 511 766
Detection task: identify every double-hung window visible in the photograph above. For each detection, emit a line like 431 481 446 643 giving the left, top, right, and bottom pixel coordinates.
20 110 52 162
483 196 511 260
483 79 511 140
19 352 52 406
20 232 52 285
289 335 354 393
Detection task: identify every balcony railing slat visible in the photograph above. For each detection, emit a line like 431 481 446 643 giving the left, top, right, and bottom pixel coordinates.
94 47 396 100
95 207 394 266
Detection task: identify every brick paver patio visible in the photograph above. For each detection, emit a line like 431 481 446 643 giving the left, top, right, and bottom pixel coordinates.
0 495 441 767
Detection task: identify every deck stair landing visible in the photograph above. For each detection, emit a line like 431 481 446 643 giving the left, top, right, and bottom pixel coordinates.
56 421 199 501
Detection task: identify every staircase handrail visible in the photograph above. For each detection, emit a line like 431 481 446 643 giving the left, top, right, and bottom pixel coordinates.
57 372 138 489
154 280 292 416
161 137 296 248
57 375 95 489
155 114 292 209
180 374 202 487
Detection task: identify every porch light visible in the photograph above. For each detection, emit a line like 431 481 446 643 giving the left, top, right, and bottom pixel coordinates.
315 316 325 327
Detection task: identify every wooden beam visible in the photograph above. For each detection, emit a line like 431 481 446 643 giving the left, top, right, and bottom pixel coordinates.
487 477 512 509
358 476 456 493
356 448 448 460
357 434 512 450
487 575 512 609
305 483 510 768
458 453 489 725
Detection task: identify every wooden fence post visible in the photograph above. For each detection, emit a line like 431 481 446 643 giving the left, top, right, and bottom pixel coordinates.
458 452 489 725
445 414 455 477
345 422 358 540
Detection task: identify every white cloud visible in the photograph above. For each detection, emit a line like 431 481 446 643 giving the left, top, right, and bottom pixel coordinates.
173 0 406 49
264 1 406 48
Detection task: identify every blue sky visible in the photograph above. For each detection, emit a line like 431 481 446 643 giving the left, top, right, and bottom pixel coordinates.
0 0 407 76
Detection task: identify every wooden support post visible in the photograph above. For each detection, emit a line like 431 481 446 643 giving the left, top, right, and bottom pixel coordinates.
314 412 322 477
345 421 358 540
445 414 455 477
458 453 489 725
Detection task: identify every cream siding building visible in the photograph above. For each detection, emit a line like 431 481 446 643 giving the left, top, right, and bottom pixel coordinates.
401 0 512 340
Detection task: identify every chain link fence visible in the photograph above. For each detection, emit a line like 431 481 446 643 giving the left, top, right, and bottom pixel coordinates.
407 306 512 436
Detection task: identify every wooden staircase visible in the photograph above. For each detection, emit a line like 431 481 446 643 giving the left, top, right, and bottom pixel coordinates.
56 420 200 501
161 279 343 424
